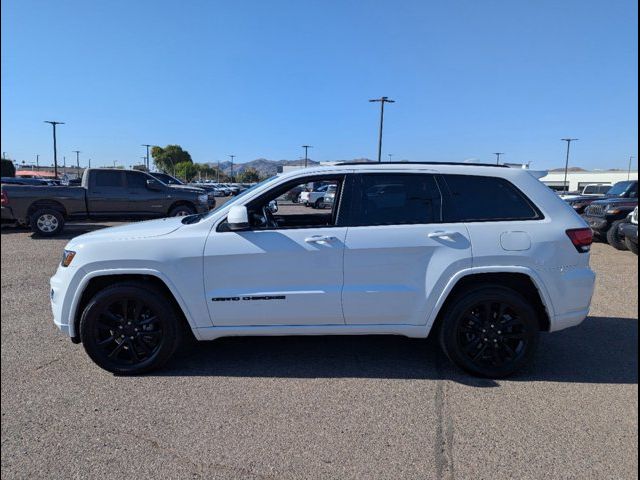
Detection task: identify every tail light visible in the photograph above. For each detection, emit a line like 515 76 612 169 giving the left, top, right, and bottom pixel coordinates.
566 228 593 253
1 191 8 206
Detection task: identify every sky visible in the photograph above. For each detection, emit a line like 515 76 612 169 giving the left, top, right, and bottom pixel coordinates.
1 0 638 170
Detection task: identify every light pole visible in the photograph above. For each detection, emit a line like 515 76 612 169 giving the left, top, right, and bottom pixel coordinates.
88 158 91 168
217 160 221 183
561 138 578 193
44 121 64 178
369 97 395 162
228 155 235 182
628 155 636 180
388 153 393 162
493 152 504 165
35 154 39 171
73 150 81 174
141 144 152 170
302 145 312 168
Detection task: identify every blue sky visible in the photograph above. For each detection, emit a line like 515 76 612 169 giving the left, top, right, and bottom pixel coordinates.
1 0 638 170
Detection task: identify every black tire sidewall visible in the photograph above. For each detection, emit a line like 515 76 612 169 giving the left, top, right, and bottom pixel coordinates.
439 286 539 378
30 208 64 236
80 284 181 375
625 238 639 255
169 205 196 217
607 220 628 250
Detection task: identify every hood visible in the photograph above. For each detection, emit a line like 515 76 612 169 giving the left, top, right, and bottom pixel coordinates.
167 184 205 194
68 217 185 246
564 195 601 203
590 197 638 207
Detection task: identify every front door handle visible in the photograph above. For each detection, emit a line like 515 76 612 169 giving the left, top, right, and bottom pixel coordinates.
304 235 336 244
427 230 458 239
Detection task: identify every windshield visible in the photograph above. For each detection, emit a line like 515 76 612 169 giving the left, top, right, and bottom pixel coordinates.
607 181 635 196
204 175 279 217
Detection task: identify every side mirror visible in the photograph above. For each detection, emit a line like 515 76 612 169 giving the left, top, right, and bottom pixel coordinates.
146 179 162 191
227 205 250 231
268 199 278 213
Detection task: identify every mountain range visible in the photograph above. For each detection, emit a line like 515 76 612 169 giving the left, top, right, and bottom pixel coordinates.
208 158 374 177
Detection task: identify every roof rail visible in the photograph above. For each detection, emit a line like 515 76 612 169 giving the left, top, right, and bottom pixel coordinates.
336 161 509 168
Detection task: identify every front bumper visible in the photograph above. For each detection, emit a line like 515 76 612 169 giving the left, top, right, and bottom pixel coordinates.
582 215 609 232
620 223 638 244
195 203 209 214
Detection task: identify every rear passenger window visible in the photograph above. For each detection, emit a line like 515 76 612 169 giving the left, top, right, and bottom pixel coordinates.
94 171 123 188
442 175 540 222
350 174 442 226
126 172 148 189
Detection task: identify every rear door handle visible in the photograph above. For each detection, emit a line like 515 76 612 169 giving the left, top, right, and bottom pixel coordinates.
427 230 458 239
304 235 336 244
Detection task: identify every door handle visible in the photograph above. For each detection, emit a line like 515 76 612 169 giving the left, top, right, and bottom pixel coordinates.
427 230 458 239
304 235 336 244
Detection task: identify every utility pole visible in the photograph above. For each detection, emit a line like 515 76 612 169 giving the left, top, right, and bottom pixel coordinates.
388 153 393 162
369 96 395 163
302 145 312 168
44 121 64 178
35 154 39 171
493 152 505 165
228 155 235 182
88 158 91 168
141 144 152 170
629 155 636 180
217 160 221 183
561 138 578 193
73 150 81 174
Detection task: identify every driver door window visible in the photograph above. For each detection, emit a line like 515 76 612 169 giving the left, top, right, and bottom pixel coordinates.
247 176 344 230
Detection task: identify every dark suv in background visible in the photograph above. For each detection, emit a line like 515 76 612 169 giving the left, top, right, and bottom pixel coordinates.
582 180 638 249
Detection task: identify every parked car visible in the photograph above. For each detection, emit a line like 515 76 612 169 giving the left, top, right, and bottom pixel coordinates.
150 173 216 209
1 168 209 236
559 184 611 200
283 185 306 202
581 180 638 249
50 162 595 378
300 184 333 208
619 207 638 255
567 180 638 214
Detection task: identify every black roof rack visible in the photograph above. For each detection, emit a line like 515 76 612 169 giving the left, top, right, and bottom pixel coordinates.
336 161 509 168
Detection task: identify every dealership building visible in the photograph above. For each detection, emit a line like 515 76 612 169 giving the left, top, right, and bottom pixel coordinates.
538 170 638 191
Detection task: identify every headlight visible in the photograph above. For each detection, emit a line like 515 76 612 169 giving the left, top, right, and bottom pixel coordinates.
61 249 76 267
198 194 208 204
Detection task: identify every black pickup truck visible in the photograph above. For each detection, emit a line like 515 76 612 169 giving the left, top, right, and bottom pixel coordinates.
1 168 210 236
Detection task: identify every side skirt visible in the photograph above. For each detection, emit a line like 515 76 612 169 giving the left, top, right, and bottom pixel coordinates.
194 324 428 341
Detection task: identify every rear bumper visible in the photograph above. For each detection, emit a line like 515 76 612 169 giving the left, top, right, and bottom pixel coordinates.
582 215 609 232
1 206 16 222
547 267 596 332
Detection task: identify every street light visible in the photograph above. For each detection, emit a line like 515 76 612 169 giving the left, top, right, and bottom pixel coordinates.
44 121 64 178
302 145 312 168
561 138 578 193
141 144 152 170
73 150 81 173
35 154 39 171
228 155 235 182
628 155 636 181
388 153 393 162
493 152 505 165
369 97 395 163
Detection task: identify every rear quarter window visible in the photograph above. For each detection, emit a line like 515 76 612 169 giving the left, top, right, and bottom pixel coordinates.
441 174 541 222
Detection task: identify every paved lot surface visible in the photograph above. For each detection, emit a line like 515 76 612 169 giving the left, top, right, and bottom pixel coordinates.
1 219 637 479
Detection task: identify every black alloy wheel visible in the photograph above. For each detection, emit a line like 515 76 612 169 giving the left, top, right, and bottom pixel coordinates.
439 286 539 378
80 283 182 374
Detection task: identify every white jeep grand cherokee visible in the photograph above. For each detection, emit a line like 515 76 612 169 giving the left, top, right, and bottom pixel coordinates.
50 162 596 377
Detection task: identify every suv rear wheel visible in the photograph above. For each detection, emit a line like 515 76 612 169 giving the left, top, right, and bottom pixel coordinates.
438 286 539 378
79 282 183 375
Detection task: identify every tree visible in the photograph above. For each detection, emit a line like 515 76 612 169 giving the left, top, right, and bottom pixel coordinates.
237 167 261 183
174 161 199 182
1 159 16 177
151 145 193 173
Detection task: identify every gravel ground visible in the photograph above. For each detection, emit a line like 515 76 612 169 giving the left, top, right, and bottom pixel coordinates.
1 222 637 480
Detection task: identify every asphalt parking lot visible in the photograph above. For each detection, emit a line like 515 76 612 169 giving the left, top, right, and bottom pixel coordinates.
1 219 637 479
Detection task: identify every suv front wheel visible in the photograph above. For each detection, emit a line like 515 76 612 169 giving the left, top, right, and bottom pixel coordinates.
79 282 183 374
439 286 539 378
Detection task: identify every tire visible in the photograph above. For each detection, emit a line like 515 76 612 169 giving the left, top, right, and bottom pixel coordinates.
606 220 628 251
30 208 65 236
79 282 183 375
314 198 325 209
169 204 196 217
625 238 639 255
438 286 539 378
